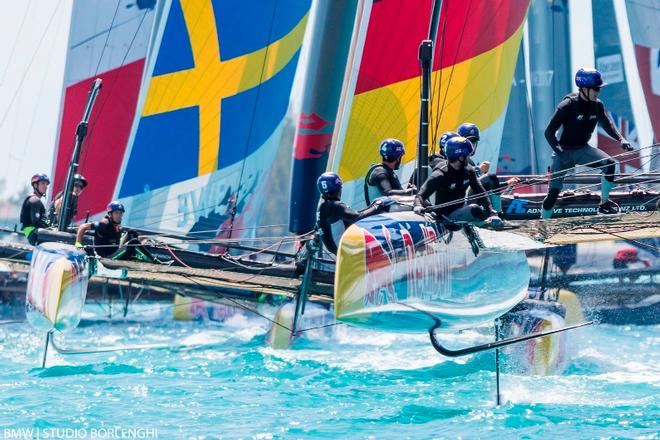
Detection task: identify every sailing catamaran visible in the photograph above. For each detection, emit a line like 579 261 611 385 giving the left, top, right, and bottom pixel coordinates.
0 1 658 395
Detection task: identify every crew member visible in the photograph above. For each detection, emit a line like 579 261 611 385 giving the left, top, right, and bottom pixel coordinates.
318 172 391 254
541 67 633 219
364 138 415 205
20 174 52 245
75 201 156 262
457 122 519 214
414 137 501 227
48 173 88 227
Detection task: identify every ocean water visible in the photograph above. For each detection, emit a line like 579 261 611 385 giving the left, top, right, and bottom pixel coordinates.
0 304 658 440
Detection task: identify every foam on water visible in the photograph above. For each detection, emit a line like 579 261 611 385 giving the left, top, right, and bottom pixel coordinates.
0 304 658 439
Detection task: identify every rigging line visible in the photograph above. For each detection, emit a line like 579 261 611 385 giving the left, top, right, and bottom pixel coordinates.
433 155 659 211
578 225 660 253
430 0 448 151
173 273 292 329
436 0 516 125
449 149 660 209
93 0 122 77
436 0 470 121
0 0 32 87
175 273 339 335
137 223 294 238
224 1 281 241
0 0 62 130
130 139 655 228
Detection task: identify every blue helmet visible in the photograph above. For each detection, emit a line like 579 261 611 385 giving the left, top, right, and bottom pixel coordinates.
379 138 405 161
31 173 50 185
439 131 459 151
106 201 125 213
445 137 473 161
575 67 605 88
317 172 343 195
457 123 480 141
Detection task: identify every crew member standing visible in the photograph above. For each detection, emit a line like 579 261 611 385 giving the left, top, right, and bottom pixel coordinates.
541 67 633 218
20 174 52 245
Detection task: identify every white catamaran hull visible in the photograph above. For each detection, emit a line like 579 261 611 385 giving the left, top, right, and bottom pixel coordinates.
335 212 532 333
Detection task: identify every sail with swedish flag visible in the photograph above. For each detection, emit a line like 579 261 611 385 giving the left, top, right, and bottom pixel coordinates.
52 0 311 243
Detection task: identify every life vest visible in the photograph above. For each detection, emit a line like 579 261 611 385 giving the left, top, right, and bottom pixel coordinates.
363 163 384 206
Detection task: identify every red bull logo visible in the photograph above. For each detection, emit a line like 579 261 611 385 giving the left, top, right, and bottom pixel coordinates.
363 222 450 307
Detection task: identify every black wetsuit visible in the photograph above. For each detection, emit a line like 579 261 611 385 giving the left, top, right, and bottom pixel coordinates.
542 93 624 211
545 93 623 151
90 216 123 257
317 199 382 254
20 194 50 245
415 163 493 218
48 192 78 227
90 216 154 261
365 164 413 204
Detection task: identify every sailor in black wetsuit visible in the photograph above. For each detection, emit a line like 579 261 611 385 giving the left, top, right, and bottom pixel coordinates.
75 201 156 262
48 174 88 228
20 173 52 245
457 123 519 215
541 67 633 219
414 137 502 227
317 172 391 254
364 139 415 205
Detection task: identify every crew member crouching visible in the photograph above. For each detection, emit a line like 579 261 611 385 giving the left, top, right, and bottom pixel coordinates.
317 172 391 254
75 201 157 262
414 137 502 228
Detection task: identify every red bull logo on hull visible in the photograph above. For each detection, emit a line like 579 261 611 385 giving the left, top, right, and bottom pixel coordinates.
362 221 451 307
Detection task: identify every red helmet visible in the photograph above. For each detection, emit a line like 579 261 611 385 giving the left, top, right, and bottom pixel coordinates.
614 248 639 263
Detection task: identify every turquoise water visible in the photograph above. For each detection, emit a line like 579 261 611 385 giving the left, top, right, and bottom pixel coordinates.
0 304 658 439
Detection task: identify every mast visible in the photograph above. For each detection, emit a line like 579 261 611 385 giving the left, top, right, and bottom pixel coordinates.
288 0 360 233
416 0 442 188
58 78 102 231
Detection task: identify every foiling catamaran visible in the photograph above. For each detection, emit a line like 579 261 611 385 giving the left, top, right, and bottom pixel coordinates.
1 0 659 402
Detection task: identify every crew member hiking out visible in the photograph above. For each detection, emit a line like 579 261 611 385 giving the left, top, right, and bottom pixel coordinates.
364 138 415 205
75 201 157 262
20 173 52 245
414 137 502 228
48 173 88 228
318 172 392 254
457 123 519 215
541 67 633 219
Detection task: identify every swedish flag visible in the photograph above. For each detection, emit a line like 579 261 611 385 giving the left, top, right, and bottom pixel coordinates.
120 0 309 197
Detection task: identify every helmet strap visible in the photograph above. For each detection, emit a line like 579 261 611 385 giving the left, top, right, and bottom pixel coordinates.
32 183 44 197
